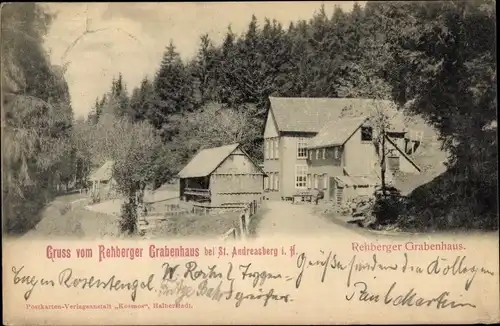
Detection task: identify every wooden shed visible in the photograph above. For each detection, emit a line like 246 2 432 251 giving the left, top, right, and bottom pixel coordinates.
88 160 118 200
177 143 265 206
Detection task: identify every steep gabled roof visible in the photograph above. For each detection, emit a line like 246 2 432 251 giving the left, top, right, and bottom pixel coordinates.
89 160 114 182
177 143 257 178
268 97 396 133
306 116 368 149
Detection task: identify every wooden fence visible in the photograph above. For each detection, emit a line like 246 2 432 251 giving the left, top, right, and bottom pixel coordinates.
221 199 260 241
138 197 261 240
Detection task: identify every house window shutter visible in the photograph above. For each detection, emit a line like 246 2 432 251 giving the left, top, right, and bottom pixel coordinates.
264 140 269 159
274 138 279 159
334 147 340 159
323 174 328 189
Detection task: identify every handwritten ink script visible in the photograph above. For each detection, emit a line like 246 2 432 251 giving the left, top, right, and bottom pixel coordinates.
295 252 495 309
10 252 495 309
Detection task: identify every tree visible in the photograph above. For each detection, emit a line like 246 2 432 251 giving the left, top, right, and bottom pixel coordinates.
99 73 130 117
111 118 173 234
128 77 156 122
191 34 218 105
385 0 497 228
75 113 174 234
2 3 74 234
169 102 263 171
213 26 241 105
369 102 398 195
153 41 194 140
71 117 93 188
87 97 103 124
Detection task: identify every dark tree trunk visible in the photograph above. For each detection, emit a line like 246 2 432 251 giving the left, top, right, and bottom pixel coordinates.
381 131 386 197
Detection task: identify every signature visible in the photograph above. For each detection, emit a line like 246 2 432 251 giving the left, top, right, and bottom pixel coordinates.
346 281 476 309
158 261 292 307
12 265 155 301
294 251 494 309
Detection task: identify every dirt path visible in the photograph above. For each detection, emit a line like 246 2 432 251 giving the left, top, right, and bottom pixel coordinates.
256 201 364 238
22 196 120 239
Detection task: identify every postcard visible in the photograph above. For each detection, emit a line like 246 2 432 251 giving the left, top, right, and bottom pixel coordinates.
2 2 499 325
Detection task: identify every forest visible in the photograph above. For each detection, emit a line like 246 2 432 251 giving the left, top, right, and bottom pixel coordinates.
2 1 497 234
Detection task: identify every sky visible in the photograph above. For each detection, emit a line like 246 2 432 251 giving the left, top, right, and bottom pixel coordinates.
43 2 364 118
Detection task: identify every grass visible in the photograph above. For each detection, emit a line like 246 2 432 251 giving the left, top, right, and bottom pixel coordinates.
247 206 269 238
149 211 242 239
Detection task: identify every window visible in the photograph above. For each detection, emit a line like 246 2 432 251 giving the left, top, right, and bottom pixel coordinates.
274 172 279 190
314 174 319 189
361 126 373 141
334 147 340 159
269 139 274 159
322 148 326 159
297 138 308 158
276 139 279 158
264 140 269 159
316 149 320 160
323 174 328 189
269 173 274 190
309 150 313 160
264 175 269 190
307 174 311 188
295 165 308 188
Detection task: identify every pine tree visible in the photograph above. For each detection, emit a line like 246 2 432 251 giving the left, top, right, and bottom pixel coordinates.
153 41 194 140
87 97 102 124
129 77 156 122
215 26 239 105
192 34 217 104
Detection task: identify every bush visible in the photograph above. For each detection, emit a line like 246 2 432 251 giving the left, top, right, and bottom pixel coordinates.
372 186 404 225
400 169 498 231
120 200 138 234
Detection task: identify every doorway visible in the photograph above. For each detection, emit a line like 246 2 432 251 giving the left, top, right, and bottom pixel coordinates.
329 177 336 201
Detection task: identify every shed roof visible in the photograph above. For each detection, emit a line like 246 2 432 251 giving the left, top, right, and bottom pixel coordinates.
268 97 399 133
89 160 114 182
306 116 368 149
177 143 244 178
334 176 379 187
343 166 395 186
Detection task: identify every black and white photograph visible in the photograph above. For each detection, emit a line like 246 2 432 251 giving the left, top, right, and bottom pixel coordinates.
2 2 499 325
2 1 497 240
